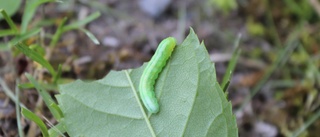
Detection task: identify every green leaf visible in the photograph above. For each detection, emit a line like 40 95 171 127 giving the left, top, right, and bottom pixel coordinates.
57 29 238 136
15 43 56 77
0 9 19 32
25 73 62 121
0 0 21 20
21 107 49 137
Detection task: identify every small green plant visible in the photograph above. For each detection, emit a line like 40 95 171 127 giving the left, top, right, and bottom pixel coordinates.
0 0 100 136
0 0 100 50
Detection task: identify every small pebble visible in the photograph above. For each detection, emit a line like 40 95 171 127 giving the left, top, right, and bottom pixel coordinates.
138 0 172 17
102 36 120 48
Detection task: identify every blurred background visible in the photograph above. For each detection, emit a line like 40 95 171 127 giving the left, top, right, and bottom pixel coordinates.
0 0 319 136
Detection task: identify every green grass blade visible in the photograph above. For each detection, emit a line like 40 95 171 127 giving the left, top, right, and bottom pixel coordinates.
15 80 24 137
0 77 15 100
236 26 302 112
237 41 299 112
79 28 100 45
50 102 63 118
221 34 242 91
49 17 67 48
63 11 101 32
15 43 56 77
25 73 62 121
292 109 320 137
0 29 17 37
48 122 66 137
19 82 58 91
53 64 62 85
9 28 41 48
21 107 49 137
21 0 56 33
0 9 19 32
18 83 35 89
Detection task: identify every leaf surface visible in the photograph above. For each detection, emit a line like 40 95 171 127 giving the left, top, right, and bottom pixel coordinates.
57 29 238 137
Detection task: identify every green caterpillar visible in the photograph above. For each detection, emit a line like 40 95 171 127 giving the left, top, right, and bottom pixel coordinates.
139 37 177 113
